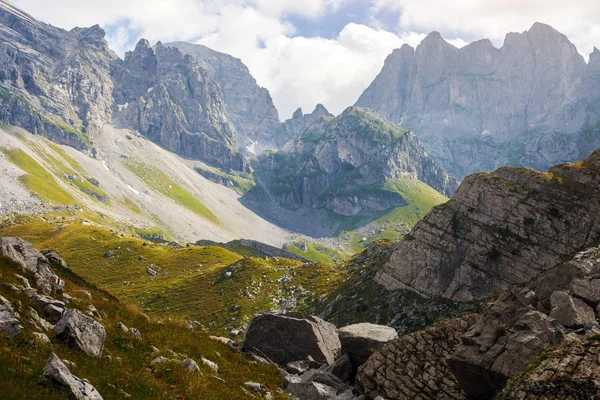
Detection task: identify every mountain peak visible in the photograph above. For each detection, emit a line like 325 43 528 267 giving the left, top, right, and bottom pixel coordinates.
292 107 304 119
311 103 331 117
590 47 600 70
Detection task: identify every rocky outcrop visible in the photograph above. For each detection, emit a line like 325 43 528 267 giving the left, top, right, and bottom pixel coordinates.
275 104 333 147
54 309 106 357
247 107 457 236
0 2 117 150
498 337 600 399
448 291 564 399
0 296 22 337
0 237 63 295
194 238 307 261
376 148 600 301
356 23 600 179
338 323 398 373
242 312 341 365
357 315 478 399
113 40 247 172
43 353 103 399
167 41 281 154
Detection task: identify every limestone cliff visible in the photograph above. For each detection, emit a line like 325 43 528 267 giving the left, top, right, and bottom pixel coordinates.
356 23 600 179
0 1 118 150
112 40 248 172
376 148 600 301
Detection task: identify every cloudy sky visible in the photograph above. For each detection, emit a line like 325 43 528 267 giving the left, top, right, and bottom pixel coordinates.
12 0 600 120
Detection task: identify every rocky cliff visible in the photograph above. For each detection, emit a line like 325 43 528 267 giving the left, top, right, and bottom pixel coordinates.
275 103 333 147
0 1 118 150
166 41 281 154
376 148 600 301
356 23 600 179
245 107 457 236
112 40 248 172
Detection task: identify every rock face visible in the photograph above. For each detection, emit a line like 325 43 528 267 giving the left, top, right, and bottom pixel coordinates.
356 23 600 179
275 104 333 147
338 323 398 373
448 291 564 399
0 2 117 150
166 41 281 154
0 298 22 338
113 40 247 172
54 309 106 357
357 315 478 399
242 312 341 365
43 353 103 400
377 148 600 301
0 237 63 295
499 337 600 399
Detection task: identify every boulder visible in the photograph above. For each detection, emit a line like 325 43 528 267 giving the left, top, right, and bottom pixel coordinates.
34 294 67 323
242 312 341 366
54 310 106 357
338 323 398 372
570 278 600 307
286 381 338 400
202 357 219 373
150 356 171 366
287 359 311 375
549 290 596 328
42 250 68 268
33 332 51 344
43 353 103 399
448 291 564 399
300 369 347 392
182 358 200 372
0 237 63 295
0 302 22 338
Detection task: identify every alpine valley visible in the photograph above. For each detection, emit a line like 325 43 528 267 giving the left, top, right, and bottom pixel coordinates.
1 1 600 400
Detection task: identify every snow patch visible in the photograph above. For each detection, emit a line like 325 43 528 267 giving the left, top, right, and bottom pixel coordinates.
117 103 129 111
126 184 140 196
147 87 154 93
102 161 109 171
481 130 492 136
246 141 257 155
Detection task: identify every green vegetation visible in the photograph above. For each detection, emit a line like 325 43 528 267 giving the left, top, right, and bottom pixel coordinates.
125 160 219 225
0 221 353 337
285 242 347 264
133 227 169 242
1 148 76 205
342 179 448 250
121 196 142 214
0 254 287 400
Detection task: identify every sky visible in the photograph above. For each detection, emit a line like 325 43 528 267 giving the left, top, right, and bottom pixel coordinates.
11 0 600 120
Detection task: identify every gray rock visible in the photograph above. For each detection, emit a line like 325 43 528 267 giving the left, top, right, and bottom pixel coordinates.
33 294 67 323
338 323 398 373
201 357 219 373
33 332 50 344
448 291 564 399
54 309 106 357
324 354 352 383
42 250 68 269
356 23 600 179
242 312 341 366
300 369 347 392
377 148 600 302
287 359 311 375
182 358 200 372
43 353 103 399
113 40 248 172
150 356 171 366
286 381 338 400
275 104 333 147
549 290 597 328
0 237 63 295
244 382 262 392
167 41 281 155
570 278 600 307
0 302 22 338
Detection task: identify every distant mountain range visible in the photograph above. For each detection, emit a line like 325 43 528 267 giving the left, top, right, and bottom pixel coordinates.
356 22 600 178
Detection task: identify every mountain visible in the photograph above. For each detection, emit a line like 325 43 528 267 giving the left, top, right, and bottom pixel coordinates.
245 107 457 237
0 1 117 150
275 103 333 147
113 40 248 172
166 41 281 154
356 23 600 179
375 148 600 301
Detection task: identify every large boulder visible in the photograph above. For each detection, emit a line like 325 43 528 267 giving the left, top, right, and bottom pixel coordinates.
0 297 22 338
0 237 64 295
448 291 564 399
549 290 596 328
43 353 103 399
242 312 341 365
570 278 600 307
54 310 106 357
286 381 337 400
338 323 398 372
